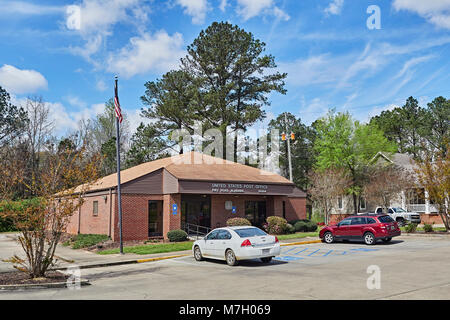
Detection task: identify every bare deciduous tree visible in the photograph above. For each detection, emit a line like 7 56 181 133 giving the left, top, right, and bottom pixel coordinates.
0 145 100 278
308 168 352 224
414 145 450 231
363 164 415 209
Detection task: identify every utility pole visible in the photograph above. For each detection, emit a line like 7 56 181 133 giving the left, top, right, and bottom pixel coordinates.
284 113 293 182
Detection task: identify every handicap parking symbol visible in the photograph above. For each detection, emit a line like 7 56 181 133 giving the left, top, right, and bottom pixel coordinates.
274 256 304 261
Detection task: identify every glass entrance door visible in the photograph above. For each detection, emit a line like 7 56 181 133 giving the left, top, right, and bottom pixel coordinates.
148 200 163 237
245 201 267 227
181 195 211 228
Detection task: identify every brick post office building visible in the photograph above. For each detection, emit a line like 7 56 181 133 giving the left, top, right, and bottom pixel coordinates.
67 152 307 241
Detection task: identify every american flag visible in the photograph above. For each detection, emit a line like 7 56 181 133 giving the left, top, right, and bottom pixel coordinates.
114 78 123 123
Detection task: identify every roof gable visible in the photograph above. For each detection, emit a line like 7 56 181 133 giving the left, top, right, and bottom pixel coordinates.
78 151 292 193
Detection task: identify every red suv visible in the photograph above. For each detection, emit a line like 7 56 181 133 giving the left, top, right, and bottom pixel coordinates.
319 214 401 245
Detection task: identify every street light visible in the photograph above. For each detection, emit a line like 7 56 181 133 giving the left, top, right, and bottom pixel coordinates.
283 113 295 182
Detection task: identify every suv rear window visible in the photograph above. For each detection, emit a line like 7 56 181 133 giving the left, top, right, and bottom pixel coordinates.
377 215 394 223
233 228 267 238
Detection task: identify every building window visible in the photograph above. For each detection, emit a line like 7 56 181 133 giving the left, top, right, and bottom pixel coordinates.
360 197 366 210
93 201 98 216
282 201 286 219
338 197 343 210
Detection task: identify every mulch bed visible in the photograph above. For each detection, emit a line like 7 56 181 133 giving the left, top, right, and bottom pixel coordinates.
0 271 68 286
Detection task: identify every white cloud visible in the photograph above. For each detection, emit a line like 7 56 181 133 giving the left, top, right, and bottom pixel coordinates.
394 55 434 79
219 0 228 12
324 0 344 16
48 101 105 134
66 0 149 60
0 64 48 94
124 108 153 136
279 54 348 86
236 0 289 21
300 97 331 125
0 1 63 15
272 6 290 21
107 30 185 78
65 95 88 109
96 79 108 91
176 0 209 24
393 0 450 29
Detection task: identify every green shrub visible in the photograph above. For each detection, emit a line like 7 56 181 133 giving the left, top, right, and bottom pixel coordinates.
167 229 188 242
423 224 434 233
294 221 308 232
285 223 295 234
0 216 16 232
265 216 289 234
226 217 251 226
67 234 110 249
293 220 318 232
311 210 325 224
305 221 318 232
0 198 44 232
404 223 418 233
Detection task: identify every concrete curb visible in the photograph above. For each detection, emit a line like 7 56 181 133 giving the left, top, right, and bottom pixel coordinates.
0 279 90 291
52 253 190 271
400 232 450 238
49 239 323 271
280 239 322 246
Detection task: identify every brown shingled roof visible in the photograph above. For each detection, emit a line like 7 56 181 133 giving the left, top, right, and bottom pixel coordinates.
77 151 293 193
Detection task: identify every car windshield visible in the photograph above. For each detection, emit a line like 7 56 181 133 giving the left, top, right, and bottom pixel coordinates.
392 207 406 213
378 215 394 223
233 227 267 238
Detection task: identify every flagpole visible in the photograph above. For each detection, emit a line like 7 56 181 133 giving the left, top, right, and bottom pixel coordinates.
115 75 124 254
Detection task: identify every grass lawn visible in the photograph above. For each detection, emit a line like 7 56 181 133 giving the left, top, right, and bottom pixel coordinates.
276 231 320 240
400 226 448 233
63 234 110 249
98 241 193 255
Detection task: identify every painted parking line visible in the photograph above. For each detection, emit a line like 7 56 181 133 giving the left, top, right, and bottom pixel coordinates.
275 256 305 261
275 246 379 262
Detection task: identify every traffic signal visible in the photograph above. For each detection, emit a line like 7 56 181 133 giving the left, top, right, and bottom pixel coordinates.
290 132 295 140
281 132 286 141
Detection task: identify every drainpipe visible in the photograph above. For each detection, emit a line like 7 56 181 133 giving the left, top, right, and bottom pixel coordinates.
108 188 113 237
78 195 81 234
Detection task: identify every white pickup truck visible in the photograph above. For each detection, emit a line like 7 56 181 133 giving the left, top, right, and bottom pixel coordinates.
374 207 421 226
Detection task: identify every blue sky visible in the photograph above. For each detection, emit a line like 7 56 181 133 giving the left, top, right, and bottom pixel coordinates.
0 0 449 136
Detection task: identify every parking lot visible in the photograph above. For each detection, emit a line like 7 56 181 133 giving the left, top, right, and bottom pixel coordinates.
1 235 450 300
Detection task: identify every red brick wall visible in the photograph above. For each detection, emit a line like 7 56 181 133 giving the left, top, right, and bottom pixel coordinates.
210 195 307 227
329 214 351 224
113 194 164 241
419 214 445 225
328 213 445 225
285 197 307 222
65 195 111 236
66 192 308 241
162 194 182 240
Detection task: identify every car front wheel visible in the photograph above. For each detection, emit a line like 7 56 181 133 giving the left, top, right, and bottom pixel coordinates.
364 232 376 245
382 237 392 243
194 246 203 261
323 231 334 244
225 249 238 266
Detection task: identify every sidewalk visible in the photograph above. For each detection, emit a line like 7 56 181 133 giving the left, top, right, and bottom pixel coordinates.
0 232 321 271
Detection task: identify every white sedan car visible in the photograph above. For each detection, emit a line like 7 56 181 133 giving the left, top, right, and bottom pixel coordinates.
192 226 281 266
